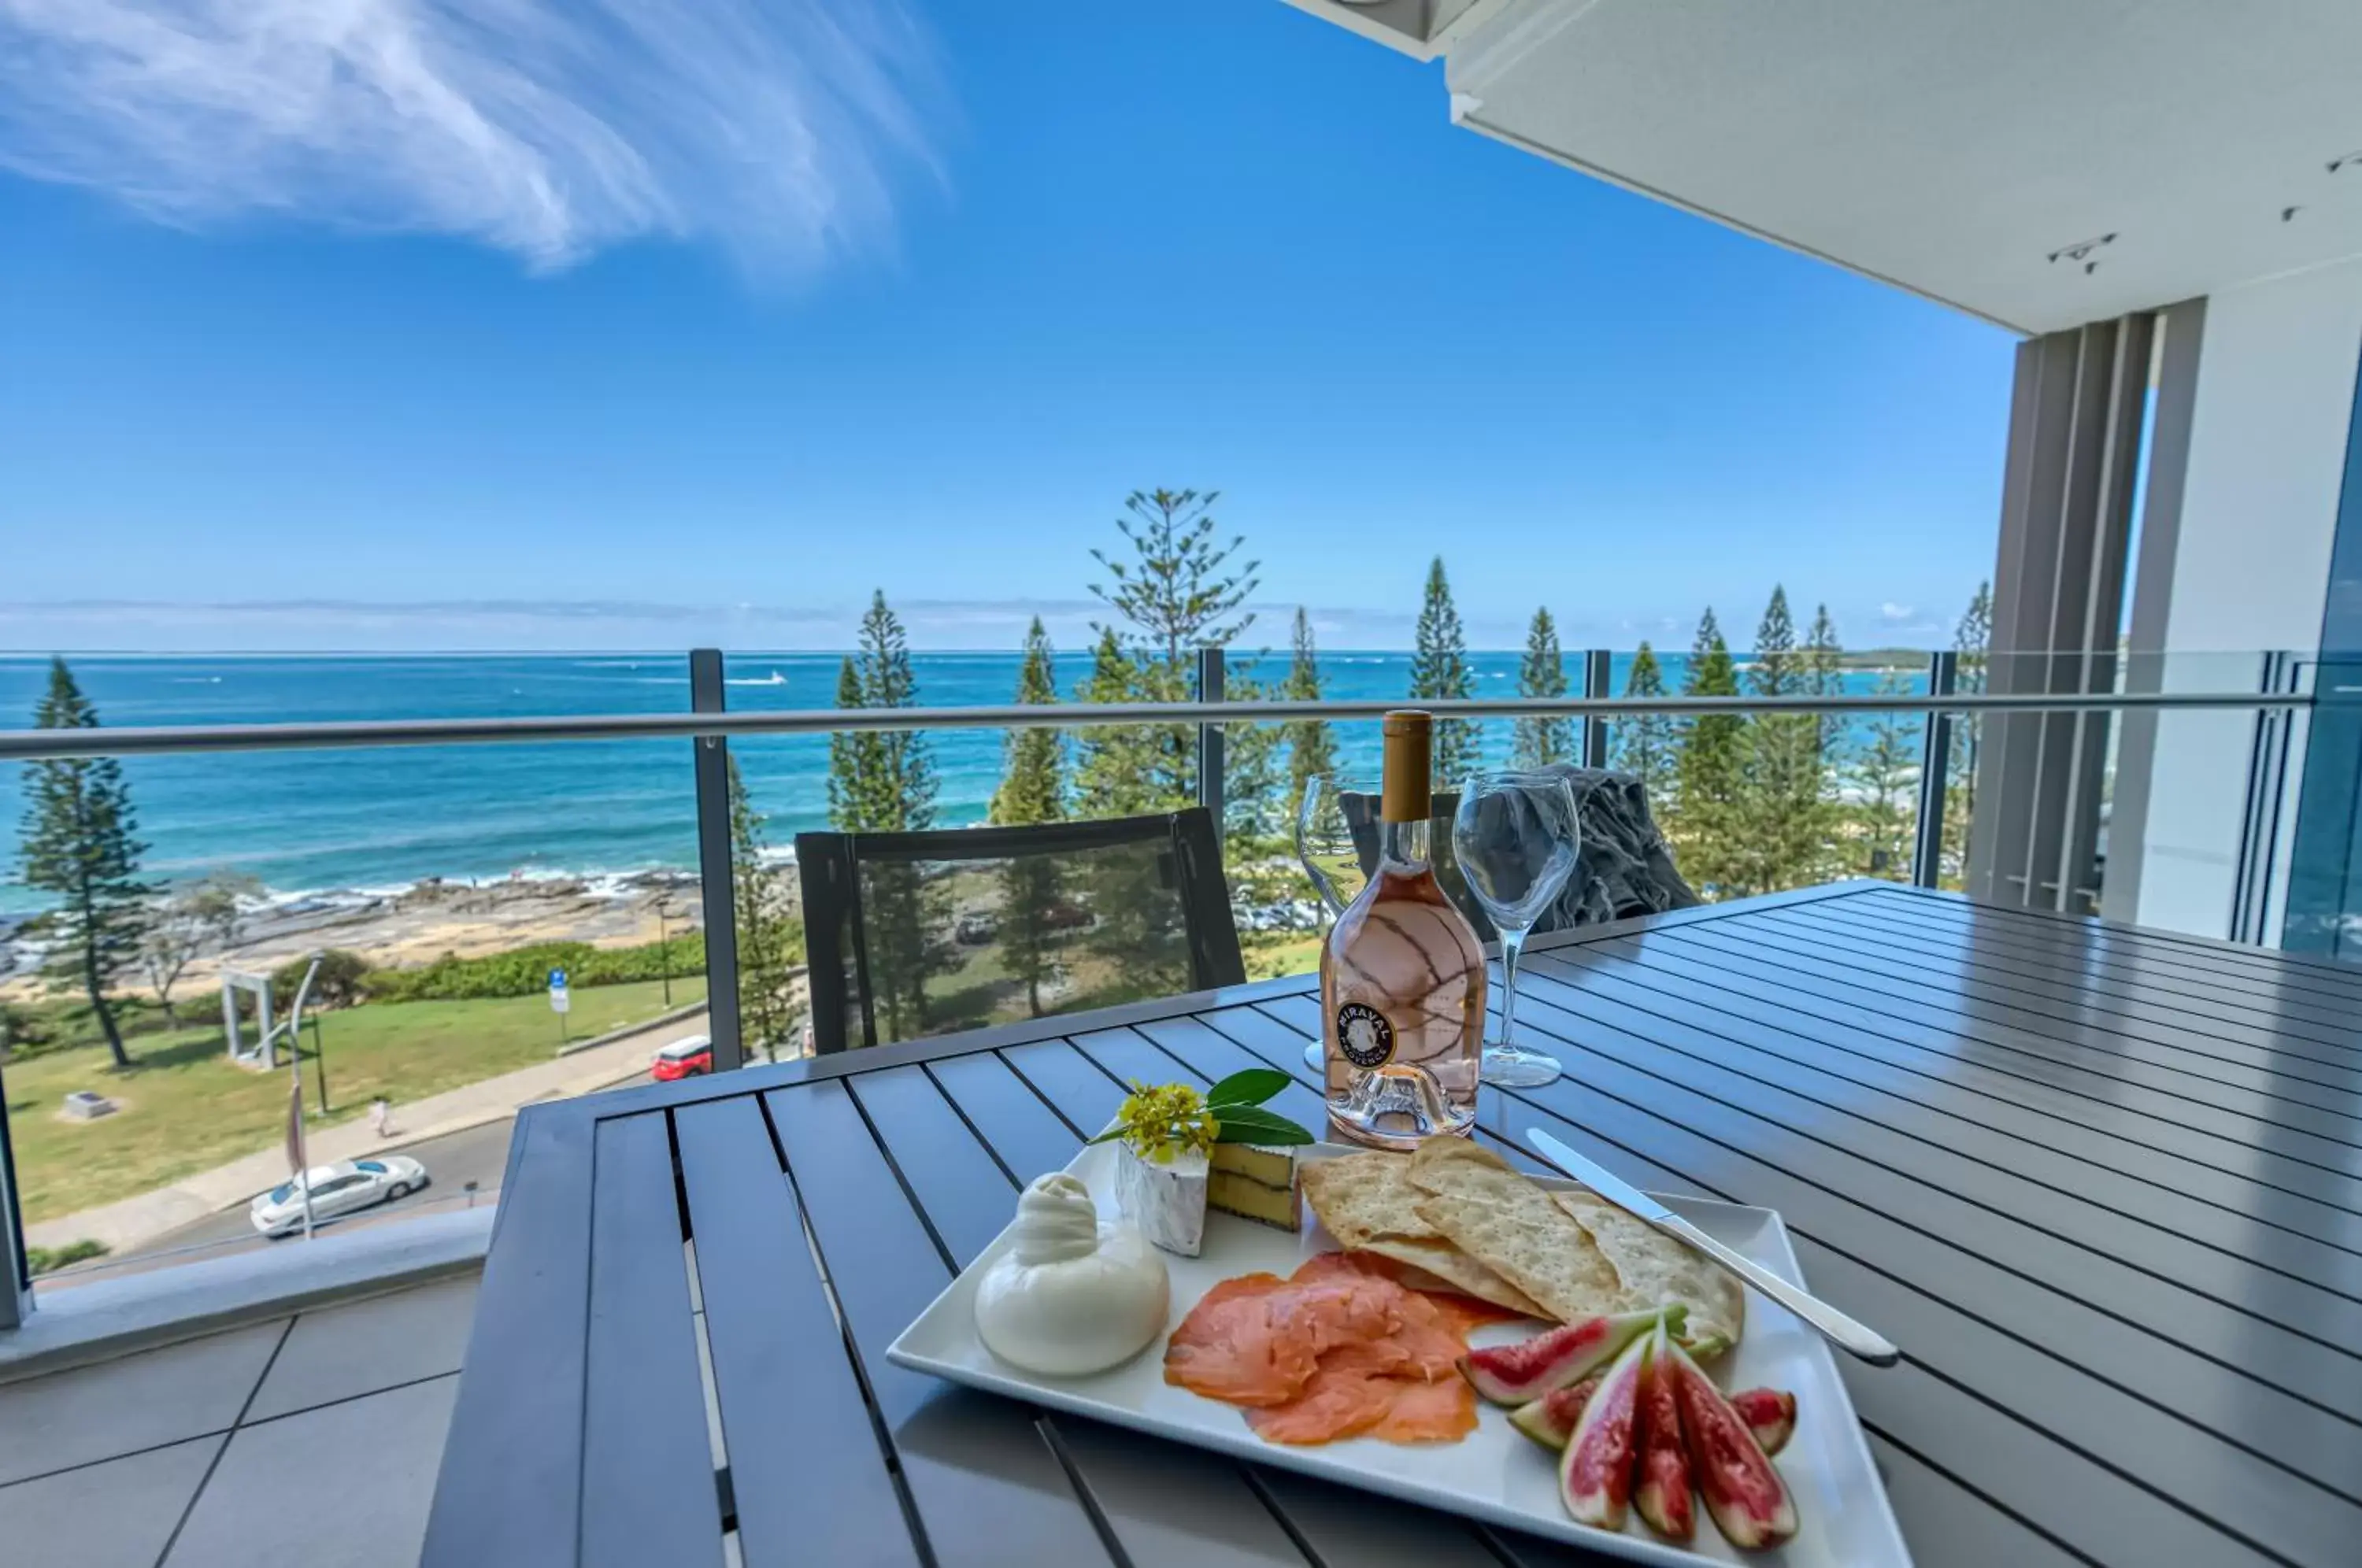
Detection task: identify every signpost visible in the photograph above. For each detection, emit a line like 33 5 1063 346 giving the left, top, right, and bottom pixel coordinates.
549 967 571 1045
283 955 324 1241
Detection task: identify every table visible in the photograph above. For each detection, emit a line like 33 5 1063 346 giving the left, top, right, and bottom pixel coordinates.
421 882 2362 1567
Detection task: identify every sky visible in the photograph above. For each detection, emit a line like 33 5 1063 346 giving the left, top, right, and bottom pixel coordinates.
0 0 2017 656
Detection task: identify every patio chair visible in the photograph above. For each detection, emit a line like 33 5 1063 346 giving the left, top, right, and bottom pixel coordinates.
796 807 1245 1053
1340 765 1697 942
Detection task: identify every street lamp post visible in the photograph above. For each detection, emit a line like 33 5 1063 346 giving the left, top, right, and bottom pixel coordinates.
657 899 675 1008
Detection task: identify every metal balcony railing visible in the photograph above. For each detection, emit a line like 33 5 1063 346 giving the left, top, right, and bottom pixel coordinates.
0 642 2316 1326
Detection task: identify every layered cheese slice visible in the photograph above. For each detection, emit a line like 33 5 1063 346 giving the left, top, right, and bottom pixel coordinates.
1207 1143 1301 1231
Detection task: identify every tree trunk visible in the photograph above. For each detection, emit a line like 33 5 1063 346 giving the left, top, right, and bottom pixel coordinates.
85 947 129 1071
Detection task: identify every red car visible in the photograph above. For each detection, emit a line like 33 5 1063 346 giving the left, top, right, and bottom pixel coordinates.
651 1035 713 1081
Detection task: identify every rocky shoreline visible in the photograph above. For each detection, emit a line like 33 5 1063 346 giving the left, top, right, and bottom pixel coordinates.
1 868 716 1001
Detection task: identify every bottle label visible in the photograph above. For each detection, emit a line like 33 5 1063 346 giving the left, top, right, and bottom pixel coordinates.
1335 1002 1395 1069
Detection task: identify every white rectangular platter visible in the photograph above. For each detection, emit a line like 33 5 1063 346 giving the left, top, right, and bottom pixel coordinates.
887 1141 1912 1566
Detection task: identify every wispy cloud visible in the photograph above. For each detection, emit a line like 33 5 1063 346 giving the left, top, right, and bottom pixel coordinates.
0 0 942 273
1879 601 1914 622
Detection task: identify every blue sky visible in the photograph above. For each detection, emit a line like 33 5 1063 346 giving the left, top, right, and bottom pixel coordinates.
0 1 2015 655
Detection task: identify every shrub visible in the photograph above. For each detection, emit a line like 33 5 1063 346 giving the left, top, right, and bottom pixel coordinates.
362 932 737 1004
27 1239 108 1276
273 949 374 1011
0 1001 56 1060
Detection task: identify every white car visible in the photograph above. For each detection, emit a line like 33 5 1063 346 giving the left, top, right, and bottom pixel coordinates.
250 1156 428 1237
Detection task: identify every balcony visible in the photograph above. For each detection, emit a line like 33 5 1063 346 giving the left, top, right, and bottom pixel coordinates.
0 649 2323 1563
0 1270 478 1566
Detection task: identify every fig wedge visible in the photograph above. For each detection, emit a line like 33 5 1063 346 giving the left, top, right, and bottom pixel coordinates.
1631 1323 1694 1541
1729 1387 1797 1455
1506 1375 1600 1450
1666 1340 1798 1550
1557 1329 1649 1533
1460 1305 1678 1405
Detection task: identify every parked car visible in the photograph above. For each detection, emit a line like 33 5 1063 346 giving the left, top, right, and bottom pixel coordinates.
250 1156 428 1237
954 911 998 945
651 1034 713 1081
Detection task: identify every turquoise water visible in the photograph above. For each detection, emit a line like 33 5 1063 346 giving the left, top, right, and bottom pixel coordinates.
0 652 1927 913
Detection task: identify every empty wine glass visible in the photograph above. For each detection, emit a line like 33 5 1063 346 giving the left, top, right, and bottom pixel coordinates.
1294 775 1372 1071
1453 771 1582 1088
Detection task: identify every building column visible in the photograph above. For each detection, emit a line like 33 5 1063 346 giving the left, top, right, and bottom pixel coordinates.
1968 315 2153 913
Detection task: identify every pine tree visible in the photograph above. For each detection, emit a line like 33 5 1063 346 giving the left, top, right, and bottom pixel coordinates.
1216 659 1286 853
1802 603 1846 755
1674 610 1749 896
826 656 880 831
990 619 1065 1016
1850 669 1919 880
1089 489 1261 667
1742 586 1827 892
1513 607 1575 770
726 756 799 1057
827 591 946 1037
1067 633 1194 1000
990 619 1064 827
1083 489 1247 825
16 657 151 1068
1615 642 1678 803
827 591 938 834
1283 607 1338 823
1942 581 1993 887
1410 557 1479 786
1073 628 1160 817
1748 587 1801 699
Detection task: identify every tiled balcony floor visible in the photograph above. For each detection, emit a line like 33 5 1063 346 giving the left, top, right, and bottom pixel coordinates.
0 1272 478 1567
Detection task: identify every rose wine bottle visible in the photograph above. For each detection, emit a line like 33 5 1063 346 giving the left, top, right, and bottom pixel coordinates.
1321 709 1486 1148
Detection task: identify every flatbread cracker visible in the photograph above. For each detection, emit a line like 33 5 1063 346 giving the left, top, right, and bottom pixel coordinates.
1298 1153 1546 1316
1557 1191 1745 1355
1298 1152 1428 1250
1354 1237 1549 1318
1406 1142 1625 1323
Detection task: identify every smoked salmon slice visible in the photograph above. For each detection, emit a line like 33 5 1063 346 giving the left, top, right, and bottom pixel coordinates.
1162 1273 1317 1407
1164 1254 1488 1446
1368 1374 1479 1444
1246 1365 1403 1444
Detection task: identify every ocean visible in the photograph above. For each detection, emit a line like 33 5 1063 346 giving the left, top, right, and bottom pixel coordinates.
0 651 1930 916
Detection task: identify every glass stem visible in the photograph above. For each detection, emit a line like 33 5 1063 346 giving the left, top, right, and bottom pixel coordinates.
1498 927 1526 1050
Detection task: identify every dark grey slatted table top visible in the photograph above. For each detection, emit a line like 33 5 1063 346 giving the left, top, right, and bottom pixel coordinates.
422 882 2362 1568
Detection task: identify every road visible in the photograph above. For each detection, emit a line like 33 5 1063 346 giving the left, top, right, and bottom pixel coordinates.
93 1071 657 1270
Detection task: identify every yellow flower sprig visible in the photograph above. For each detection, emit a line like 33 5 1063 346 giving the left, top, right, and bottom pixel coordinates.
1101 1082 1217 1165
1089 1069 1312 1163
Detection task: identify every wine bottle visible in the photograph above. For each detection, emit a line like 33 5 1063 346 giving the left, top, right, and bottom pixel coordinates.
1320 709 1486 1148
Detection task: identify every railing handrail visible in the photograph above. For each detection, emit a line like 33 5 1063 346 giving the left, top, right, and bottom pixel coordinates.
0 688 2313 761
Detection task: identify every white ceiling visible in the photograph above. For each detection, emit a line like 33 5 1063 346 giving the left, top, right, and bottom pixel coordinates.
1299 0 2362 335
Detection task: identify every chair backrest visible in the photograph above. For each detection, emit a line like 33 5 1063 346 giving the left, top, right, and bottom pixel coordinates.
796 807 1244 1054
1340 766 1697 941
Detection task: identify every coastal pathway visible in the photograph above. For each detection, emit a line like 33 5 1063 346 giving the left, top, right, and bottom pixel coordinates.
27 1004 713 1263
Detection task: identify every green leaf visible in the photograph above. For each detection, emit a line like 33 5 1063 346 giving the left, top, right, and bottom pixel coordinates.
1205 1067 1290 1109
1213 1106 1316 1145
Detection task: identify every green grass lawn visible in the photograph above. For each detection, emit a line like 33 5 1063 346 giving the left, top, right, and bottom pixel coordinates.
1240 930 1324 982
5 975 705 1226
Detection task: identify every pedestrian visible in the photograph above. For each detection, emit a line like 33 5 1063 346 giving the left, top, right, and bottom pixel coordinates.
371 1096 394 1138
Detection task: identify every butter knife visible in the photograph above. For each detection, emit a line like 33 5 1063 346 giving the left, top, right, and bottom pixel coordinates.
1527 1128 1900 1366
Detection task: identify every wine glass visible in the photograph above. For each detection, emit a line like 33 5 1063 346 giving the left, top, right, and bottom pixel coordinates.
1294 775 1372 1071
1453 771 1582 1088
